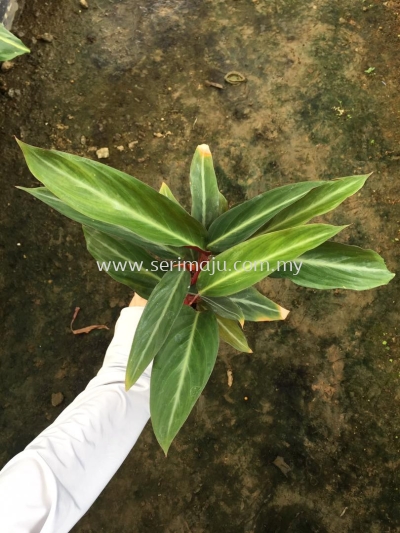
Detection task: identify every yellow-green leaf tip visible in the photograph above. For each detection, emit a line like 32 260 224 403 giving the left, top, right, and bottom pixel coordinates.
197 144 211 157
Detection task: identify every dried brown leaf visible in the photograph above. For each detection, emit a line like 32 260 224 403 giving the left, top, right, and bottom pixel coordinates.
70 306 109 335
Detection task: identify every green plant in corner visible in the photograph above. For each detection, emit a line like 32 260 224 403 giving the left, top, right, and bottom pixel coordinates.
17 141 394 454
0 23 30 61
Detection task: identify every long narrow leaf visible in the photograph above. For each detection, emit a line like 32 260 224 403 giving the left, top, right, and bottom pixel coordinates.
259 175 370 233
271 242 395 290
0 24 30 61
150 307 218 454
218 192 229 215
229 287 289 322
198 224 346 297
126 268 191 389
83 226 162 298
19 186 187 260
217 316 252 353
207 181 324 252
202 296 245 325
159 182 180 205
190 144 220 228
18 141 207 248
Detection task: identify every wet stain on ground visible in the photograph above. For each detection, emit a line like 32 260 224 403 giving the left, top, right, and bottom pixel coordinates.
0 0 400 531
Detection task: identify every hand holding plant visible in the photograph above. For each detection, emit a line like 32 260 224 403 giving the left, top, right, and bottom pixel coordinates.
18 141 394 453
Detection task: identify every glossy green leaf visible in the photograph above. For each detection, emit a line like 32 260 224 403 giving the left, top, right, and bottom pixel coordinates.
229 287 289 322
0 24 30 61
198 224 346 297
126 268 191 389
151 306 218 454
18 141 207 248
19 186 187 260
217 316 252 353
83 226 162 298
260 174 370 233
190 144 220 229
271 242 395 290
159 182 180 205
201 296 245 325
207 181 324 252
218 192 228 215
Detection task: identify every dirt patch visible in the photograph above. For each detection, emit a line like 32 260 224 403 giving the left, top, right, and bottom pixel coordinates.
0 0 399 531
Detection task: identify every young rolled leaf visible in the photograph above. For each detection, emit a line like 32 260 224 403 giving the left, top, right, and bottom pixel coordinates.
190 144 220 229
217 316 252 353
126 268 191 389
259 174 370 233
218 192 229 215
201 296 245 325
198 224 346 297
18 141 207 249
207 181 325 252
271 242 395 290
0 24 30 61
19 186 187 260
83 226 162 298
159 182 180 205
150 306 219 454
229 287 289 322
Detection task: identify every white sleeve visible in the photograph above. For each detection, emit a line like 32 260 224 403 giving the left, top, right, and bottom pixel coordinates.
0 306 151 533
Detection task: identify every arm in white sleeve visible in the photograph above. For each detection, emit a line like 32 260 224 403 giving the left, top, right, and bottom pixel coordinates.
0 306 150 533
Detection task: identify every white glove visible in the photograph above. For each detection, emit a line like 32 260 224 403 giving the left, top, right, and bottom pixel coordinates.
0 306 150 533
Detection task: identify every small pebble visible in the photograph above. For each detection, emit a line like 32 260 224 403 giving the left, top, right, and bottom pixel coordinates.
116 145 124 151
51 392 64 407
1 61 14 72
38 33 54 43
128 141 138 149
80 0 89 8
8 88 21 99
80 135 86 146
96 147 109 159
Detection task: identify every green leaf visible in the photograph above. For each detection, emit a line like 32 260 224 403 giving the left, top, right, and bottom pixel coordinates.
217 316 252 353
201 296 245 325
218 192 228 215
229 287 289 322
126 268 191 389
17 141 207 249
18 186 188 260
150 306 218 454
259 175 370 233
207 181 324 252
190 144 220 229
83 226 162 298
198 224 346 297
271 242 395 290
159 182 180 205
0 24 30 61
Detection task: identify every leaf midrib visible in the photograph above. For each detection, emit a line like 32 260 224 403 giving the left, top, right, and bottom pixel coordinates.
218 319 245 347
208 187 313 247
268 179 364 231
89 236 161 281
0 32 29 52
298 256 385 274
166 313 199 436
135 273 185 370
201 230 330 293
37 156 195 244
